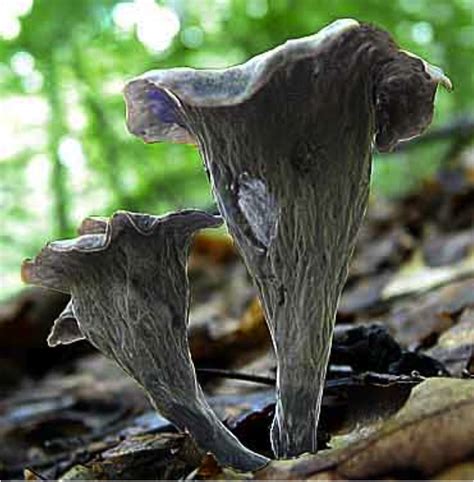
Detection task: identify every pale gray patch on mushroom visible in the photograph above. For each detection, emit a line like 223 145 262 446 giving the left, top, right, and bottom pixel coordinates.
22 210 268 471
124 20 451 458
49 234 108 253
237 173 278 248
47 301 85 347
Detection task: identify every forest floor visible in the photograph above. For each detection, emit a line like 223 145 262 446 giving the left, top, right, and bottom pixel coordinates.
0 156 473 480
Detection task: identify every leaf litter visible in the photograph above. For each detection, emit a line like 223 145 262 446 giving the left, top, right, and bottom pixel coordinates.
0 171 473 479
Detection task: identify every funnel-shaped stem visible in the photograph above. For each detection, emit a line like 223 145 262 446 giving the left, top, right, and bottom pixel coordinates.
22 210 268 471
124 20 450 458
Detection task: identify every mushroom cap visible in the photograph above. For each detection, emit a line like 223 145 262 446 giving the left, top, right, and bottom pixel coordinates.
124 19 451 151
124 19 359 143
43 210 221 349
22 210 222 293
22 208 223 386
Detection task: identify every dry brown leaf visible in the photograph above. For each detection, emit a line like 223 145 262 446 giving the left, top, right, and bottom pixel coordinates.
335 378 474 478
189 296 270 367
383 250 474 299
338 273 392 318
59 433 201 480
350 227 414 278
426 307 474 376
190 230 237 266
255 378 474 480
188 453 252 480
434 458 474 479
423 229 474 267
386 278 474 348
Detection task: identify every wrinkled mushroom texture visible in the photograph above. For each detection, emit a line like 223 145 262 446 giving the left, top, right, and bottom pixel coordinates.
22 210 221 378
124 19 450 458
22 210 222 414
22 210 269 471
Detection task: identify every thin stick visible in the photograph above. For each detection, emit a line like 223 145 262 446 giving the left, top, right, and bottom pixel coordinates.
196 367 275 386
196 367 424 389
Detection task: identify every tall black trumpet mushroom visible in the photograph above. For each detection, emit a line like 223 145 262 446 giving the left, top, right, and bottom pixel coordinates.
22 210 268 471
124 19 451 458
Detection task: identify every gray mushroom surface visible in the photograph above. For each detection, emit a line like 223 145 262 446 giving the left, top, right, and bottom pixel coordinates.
22 210 268 471
124 19 451 458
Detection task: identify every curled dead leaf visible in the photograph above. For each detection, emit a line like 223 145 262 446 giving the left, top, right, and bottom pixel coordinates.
256 378 474 480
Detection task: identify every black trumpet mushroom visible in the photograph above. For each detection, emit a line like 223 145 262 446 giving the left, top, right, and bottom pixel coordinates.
22 210 268 471
124 19 451 458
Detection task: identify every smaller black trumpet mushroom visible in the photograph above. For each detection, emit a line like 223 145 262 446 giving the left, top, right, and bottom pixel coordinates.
22 210 268 472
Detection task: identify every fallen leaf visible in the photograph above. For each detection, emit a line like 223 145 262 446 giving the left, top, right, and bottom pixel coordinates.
385 278 474 348
338 273 392 318
426 308 474 376
423 229 474 267
255 378 474 480
434 458 474 479
189 295 270 368
190 230 237 266
60 433 201 480
336 378 474 478
188 453 252 480
350 227 414 278
383 251 474 299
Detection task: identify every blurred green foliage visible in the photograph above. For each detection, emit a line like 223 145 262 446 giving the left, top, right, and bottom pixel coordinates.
0 0 473 299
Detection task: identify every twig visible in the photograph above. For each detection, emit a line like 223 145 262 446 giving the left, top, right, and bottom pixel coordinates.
196 368 424 389
196 368 275 386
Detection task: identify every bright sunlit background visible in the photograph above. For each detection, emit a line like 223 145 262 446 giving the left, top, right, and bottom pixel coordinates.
0 0 473 299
